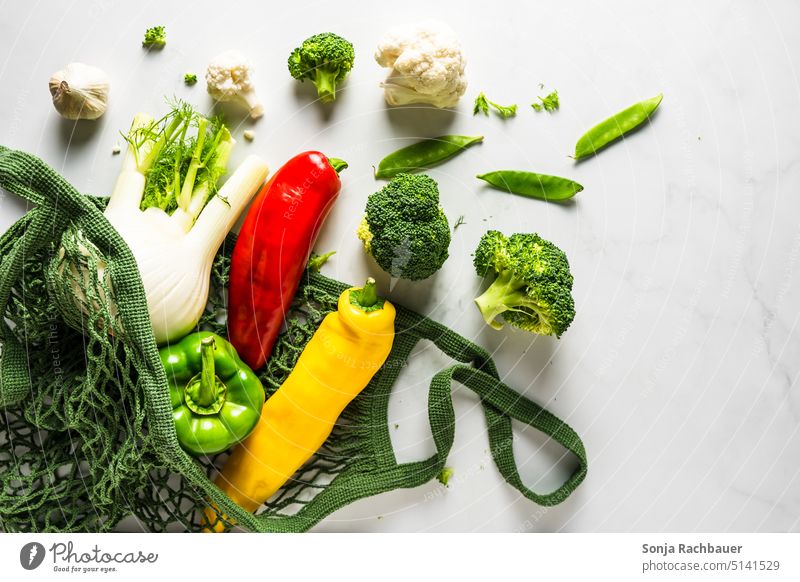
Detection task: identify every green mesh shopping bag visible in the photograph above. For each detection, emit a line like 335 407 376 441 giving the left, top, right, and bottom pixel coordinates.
0 145 587 533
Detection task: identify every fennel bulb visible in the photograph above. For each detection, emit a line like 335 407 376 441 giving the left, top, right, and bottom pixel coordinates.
58 103 268 345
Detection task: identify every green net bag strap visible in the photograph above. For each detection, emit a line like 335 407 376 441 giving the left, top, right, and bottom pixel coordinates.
279 278 587 510
0 145 587 533
372 288 588 505
401 315 587 507
414 314 588 506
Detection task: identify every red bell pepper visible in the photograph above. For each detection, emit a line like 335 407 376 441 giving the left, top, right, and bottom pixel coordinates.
228 151 346 370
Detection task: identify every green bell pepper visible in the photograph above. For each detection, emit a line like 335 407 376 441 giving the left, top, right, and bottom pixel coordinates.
159 331 265 456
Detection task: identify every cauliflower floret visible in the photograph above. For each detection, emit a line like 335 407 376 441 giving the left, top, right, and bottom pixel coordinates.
205 50 264 119
375 20 467 108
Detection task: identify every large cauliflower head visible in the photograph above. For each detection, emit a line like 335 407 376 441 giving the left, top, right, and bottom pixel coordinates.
375 20 467 109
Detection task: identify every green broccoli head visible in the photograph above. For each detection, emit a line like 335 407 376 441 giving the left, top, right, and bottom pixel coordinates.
357 173 451 281
142 26 166 48
288 32 355 103
473 231 575 337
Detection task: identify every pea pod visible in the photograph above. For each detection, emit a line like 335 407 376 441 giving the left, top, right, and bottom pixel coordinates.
477 170 583 201
573 93 663 160
375 135 483 179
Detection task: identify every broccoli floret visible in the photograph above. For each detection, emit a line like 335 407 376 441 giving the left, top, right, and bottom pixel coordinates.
357 173 450 281
288 32 355 103
142 26 166 49
184 73 197 85
437 467 454 487
307 250 335 272
473 231 575 337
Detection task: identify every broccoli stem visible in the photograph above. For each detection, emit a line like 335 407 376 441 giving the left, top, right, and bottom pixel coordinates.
474 269 530 330
313 69 339 103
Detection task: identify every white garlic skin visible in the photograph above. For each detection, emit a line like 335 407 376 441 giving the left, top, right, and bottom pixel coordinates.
49 63 110 120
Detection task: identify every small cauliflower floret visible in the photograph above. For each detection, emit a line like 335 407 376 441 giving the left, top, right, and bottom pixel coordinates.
375 20 467 108
205 50 264 119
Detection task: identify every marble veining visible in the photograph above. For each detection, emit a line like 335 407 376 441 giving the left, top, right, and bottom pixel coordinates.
0 0 798 532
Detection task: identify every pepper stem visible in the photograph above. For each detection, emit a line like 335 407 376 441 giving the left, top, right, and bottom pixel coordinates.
359 277 377 307
327 157 348 174
349 277 385 312
197 336 217 408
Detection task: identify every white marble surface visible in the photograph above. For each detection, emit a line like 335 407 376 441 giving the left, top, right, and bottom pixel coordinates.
1 0 799 532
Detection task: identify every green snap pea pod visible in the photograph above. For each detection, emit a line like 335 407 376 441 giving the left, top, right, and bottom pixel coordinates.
375 135 484 179
477 170 583 201
573 93 663 160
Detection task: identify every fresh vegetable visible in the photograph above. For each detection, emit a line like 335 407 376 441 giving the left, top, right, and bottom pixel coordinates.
437 467 454 486
48 63 110 120
184 73 198 85
243 130 255 141
453 215 466 231
206 277 396 529
473 92 517 119
228 152 347 370
375 20 467 108
573 93 663 160
357 173 450 281
205 50 264 119
532 89 559 112
477 170 583 201
60 102 268 344
307 250 336 272
160 332 265 456
288 32 355 103
374 135 483 180
473 230 575 337
142 25 166 48
131 104 232 216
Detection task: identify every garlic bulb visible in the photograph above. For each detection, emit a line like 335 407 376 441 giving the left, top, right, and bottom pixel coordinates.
49 63 110 120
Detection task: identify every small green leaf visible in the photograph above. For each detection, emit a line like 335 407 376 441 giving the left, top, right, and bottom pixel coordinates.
532 90 559 113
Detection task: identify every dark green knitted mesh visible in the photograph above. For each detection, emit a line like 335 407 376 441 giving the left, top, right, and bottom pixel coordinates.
0 146 587 533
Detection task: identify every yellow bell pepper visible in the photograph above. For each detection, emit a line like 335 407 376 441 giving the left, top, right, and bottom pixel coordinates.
205 277 395 531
